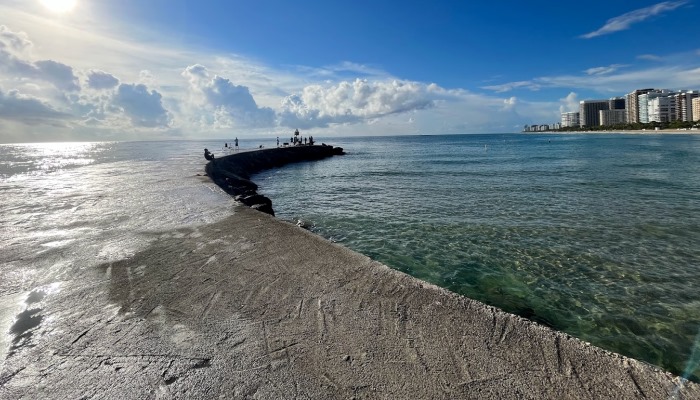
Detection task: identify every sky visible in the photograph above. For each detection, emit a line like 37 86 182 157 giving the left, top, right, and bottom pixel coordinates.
0 0 699 142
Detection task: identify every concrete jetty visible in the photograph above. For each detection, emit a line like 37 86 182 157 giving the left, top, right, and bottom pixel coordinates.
1 147 698 399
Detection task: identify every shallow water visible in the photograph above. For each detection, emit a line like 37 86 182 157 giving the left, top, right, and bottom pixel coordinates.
255 133 700 381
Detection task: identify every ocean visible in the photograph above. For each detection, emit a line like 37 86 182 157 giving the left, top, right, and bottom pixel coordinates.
0 140 237 362
1 134 699 381
254 133 700 382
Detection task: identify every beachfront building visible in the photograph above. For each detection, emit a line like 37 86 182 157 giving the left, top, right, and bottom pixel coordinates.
638 90 673 123
648 96 678 123
674 91 700 122
599 109 627 126
524 125 536 132
609 97 626 111
561 112 580 127
692 97 700 122
625 89 655 123
579 100 609 127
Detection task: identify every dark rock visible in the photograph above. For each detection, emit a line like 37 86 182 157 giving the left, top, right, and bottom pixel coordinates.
239 194 271 208
250 203 275 216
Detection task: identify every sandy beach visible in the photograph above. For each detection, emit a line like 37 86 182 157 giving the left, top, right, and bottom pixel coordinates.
534 129 700 135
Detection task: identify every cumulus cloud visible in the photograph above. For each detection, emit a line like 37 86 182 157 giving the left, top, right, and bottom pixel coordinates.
278 79 435 129
113 83 171 128
0 25 79 92
182 64 275 128
580 1 688 39
86 70 119 89
0 88 70 123
559 92 579 113
0 26 179 134
33 60 80 91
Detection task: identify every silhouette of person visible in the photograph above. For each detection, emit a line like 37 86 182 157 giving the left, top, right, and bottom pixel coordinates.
204 148 214 161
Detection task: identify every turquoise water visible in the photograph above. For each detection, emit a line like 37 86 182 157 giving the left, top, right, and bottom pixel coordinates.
255 133 700 381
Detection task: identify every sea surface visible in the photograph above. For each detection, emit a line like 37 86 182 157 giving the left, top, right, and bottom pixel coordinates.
1 134 699 382
0 140 237 362
255 133 700 382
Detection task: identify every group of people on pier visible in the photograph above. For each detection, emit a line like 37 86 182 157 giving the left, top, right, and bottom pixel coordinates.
281 129 314 147
205 129 316 161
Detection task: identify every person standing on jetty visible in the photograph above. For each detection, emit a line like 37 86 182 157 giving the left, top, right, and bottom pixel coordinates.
234 137 239 151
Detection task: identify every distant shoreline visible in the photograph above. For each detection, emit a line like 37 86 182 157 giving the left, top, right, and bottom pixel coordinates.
527 129 700 135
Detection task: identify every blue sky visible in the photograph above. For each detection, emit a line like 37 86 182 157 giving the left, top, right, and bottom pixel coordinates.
0 0 698 142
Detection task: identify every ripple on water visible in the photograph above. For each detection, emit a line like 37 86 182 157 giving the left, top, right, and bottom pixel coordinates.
255 134 700 381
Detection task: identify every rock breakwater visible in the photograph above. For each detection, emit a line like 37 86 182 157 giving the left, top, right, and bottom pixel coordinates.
205 145 344 215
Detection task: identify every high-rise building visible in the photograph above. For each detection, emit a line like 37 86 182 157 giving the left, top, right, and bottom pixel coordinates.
674 91 700 122
692 98 700 122
648 96 678 123
561 112 580 127
626 89 654 123
638 90 674 123
579 100 609 127
600 109 627 126
609 97 626 110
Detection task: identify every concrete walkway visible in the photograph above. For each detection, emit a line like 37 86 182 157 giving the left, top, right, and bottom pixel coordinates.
1 205 697 399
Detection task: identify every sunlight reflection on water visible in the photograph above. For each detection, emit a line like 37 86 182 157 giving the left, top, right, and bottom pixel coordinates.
0 140 236 362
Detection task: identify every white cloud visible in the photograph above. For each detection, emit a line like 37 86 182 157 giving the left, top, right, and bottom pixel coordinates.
86 70 119 89
278 79 435 129
483 62 700 96
503 96 517 110
482 81 541 93
0 24 32 54
637 54 663 61
580 1 688 39
585 64 626 76
113 83 172 128
294 61 390 80
182 64 275 129
0 88 71 124
559 92 579 113
0 25 80 92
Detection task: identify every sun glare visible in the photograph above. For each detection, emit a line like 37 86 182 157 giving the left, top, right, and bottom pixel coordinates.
39 0 77 13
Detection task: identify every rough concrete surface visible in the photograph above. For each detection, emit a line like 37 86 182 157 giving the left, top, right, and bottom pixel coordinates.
0 204 698 399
